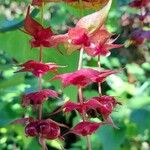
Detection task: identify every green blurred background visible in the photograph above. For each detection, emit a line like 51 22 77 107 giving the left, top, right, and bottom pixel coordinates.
0 0 150 150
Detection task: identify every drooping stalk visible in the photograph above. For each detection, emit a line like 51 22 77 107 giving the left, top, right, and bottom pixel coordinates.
98 56 102 96
38 2 44 121
38 3 47 150
77 48 92 150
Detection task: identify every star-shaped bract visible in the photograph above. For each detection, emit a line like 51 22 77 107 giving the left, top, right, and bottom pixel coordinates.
67 121 103 136
89 96 121 118
84 27 123 57
62 99 103 114
24 6 53 48
22 89 58 107
52 68 118 87
16 60 62 77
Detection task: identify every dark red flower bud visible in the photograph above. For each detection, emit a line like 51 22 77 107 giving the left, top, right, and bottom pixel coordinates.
38 120 51 135
44 121 60 140
90 95 121 117
25 122 38 137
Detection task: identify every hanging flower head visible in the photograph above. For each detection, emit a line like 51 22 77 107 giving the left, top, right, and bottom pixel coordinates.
51 0 113 54
22 89 58 107
52 68 118 87
13 118 66 140
65 121 104 136
24 6 53 48
16 60 63 77
89 96 121 117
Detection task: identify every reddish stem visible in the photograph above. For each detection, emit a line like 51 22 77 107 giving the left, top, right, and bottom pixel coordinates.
77 48 92 150
98 56 102 96
38 3 47 150
38 4 44 121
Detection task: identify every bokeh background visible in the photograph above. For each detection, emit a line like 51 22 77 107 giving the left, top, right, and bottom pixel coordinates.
0 0 150 150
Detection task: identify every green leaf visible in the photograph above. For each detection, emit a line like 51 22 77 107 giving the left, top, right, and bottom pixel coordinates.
98 125 126 150
130 108 150 133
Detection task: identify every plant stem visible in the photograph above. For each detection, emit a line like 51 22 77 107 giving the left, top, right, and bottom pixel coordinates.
38 2 44 121
86 135 92 150
38 3 46 150
78 48 84 70
38 74 42 120
98 56 102 96
77 48 92 150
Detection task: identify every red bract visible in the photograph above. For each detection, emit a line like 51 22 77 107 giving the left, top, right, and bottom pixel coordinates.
130 29 150 45
24 6 53 47
68 121 103 136
52 26 122 56
16 60 62 77
51 0 113 54
85 32 123 57
22 89 58 107
52 68 118 87
68 27 90 46
51 27 89 54
62 99 103 114
89 95 121 117
129 0 150 9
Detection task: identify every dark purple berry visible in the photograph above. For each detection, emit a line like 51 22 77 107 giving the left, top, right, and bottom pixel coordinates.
25 122 38 137
38 120 50 134
45 122 60 140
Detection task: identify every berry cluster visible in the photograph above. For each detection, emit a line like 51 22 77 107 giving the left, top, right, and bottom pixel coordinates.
12 0 123 149
25 119 61 140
